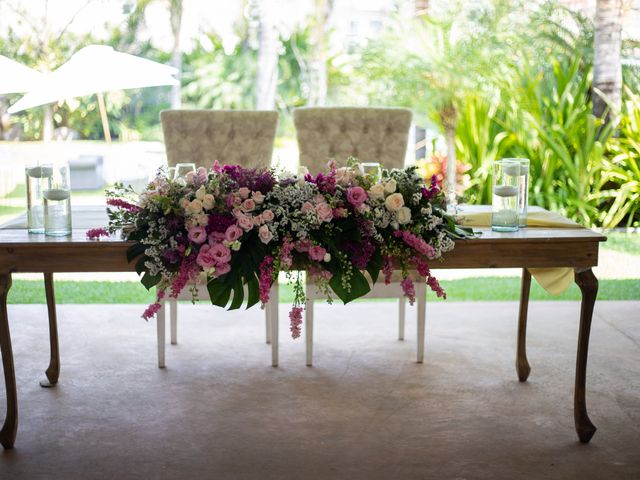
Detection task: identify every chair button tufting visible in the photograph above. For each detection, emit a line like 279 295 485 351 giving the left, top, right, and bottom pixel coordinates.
362 124 369 134
228 130 236 140
340 124 347 133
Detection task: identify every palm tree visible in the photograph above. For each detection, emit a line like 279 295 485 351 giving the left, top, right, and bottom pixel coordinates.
592 0 626 121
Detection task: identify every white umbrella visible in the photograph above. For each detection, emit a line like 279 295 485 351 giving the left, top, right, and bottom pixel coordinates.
0 55 44 94
8 45 179 142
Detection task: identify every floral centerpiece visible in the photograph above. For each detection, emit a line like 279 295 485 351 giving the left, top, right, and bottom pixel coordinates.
105 159 472 338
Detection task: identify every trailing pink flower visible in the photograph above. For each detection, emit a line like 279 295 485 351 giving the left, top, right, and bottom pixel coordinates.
142 289 165 321
289 306 303 339
427 275 446 299
280 236 295 269
259 256 274 305
401 277 416 305
383 256 394 285
86 227 109 240
170 257 197 298
106 198 141 212
393 230 437 259
412 255 446 299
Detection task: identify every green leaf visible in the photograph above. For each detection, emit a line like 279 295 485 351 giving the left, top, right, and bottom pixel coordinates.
246 274 260 309
134 256 147 276
366 250 383 285
141 271 161 290
229 280 244 310
329 268 371 304
126 243 145 263
207 279 232 308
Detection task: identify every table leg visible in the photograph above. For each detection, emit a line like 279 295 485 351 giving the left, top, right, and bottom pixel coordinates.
0 273 17 449
40 273 60 388
516 268 532 382
574 268 598 443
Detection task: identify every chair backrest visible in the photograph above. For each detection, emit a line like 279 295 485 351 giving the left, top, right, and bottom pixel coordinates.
160 110 278 169
293 107 412 173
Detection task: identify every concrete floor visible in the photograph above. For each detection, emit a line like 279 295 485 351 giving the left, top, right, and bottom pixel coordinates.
0 300 639 479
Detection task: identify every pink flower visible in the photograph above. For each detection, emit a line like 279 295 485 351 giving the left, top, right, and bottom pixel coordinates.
296 239 312 253
262 209 274 222
212 160 222 173
258 225 274 244
188 226 207 244
226 194 236 208
86 227 109 240
316 203 333 222
333 207 348 218
214 263 231 276
196 244 217 269
232 208 243 218
252 191 265 204
252 215 264 226
208 231 225 244
309 245 327 262
301 201 314 214
259 256 274 305
241 198 256 212
237 215 253 231
106 198 141 212
289 306 303 339
210 243 232 264
225 225 243 242
238 187 250 199
401 277 416 305
346 186 367 208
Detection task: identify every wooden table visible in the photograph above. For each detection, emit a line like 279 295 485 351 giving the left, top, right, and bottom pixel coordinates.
0 217 606 449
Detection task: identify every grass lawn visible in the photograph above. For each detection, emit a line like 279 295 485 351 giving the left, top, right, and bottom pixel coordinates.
7 277 639 304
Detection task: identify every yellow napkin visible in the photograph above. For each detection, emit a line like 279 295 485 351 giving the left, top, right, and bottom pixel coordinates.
455 208 578 295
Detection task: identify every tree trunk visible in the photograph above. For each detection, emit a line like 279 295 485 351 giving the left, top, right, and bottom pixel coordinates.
255 1 279 110
593 0 624 121
169 0 183 109
440 104 458 213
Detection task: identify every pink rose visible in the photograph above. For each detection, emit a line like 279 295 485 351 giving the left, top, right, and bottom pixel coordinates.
237 215 253 231
196 166 208 182
214 263 231 276
188 226 207 244
208 232 225 244
258 225 273 244
185 171 196 183
210 243 232 265
238 187 250 199
226 194 236 208
252 191 265 204
225 225 243 242
309 245 327 262
316 202 333 222
301 201 314 214
333 207 348 218
252 215 264 226
196 244 217 269
347 186 367 208
262 209 274 222
241 198 256 212
232 208 242 218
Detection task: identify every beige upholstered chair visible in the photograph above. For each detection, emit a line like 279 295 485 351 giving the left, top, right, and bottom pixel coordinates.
293 107 426 366
157 109 280 368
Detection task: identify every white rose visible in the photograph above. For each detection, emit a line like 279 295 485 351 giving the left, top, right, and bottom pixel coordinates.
179 198 190 210
196 213 209 226
396 206 412 225
369 183 385 200
195 186 207 200
188 199 203 214
323 253 331 262
258 225 273 244
384 192 404 212
202 194 215 210
384 179 397 194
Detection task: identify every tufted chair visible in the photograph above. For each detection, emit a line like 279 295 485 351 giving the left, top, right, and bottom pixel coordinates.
157 109 280 368
293 107 427 366
293 107 412 172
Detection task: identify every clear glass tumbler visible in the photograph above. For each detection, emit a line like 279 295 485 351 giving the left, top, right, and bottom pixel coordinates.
492 160 520 232
25 164 53 233
44 163 72 236
174 163 196 180
503 158 530 227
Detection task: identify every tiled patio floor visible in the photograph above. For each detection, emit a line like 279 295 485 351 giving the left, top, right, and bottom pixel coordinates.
0 301 639 479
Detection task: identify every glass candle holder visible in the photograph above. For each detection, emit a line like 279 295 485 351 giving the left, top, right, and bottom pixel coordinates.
492 160 520 232
25 164 53 233
360 162 382 182
503 158 530 227
174 163 196 180
44 163 72 236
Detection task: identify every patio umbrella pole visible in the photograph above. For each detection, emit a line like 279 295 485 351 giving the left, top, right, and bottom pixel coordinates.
96 92 112 144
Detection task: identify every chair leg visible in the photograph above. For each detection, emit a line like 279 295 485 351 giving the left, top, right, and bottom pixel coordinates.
265 306 272 345
157 301 166 368
170 298 178 345
398 296 406 340
305 299 314 366
416 284 427 364
270 283 279 367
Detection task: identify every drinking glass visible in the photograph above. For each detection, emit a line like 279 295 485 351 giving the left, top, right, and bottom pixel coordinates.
174 163 196 179
503 158 530 227
25 164 53 233
167 166 176 180
360 162 382 181
44 163 72 236
491 160 520 232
